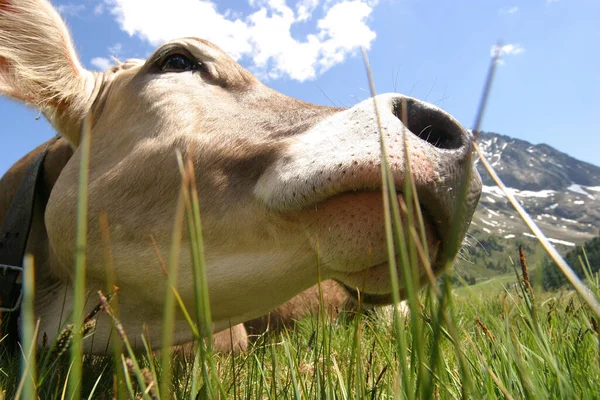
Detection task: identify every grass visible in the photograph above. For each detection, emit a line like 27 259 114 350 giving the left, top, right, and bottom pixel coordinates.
1 48 599 399
1 271 599 399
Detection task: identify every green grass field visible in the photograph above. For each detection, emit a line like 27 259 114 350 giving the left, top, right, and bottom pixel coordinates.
1 268 599 399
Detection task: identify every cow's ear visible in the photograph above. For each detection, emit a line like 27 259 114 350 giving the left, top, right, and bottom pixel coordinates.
0 0 95 146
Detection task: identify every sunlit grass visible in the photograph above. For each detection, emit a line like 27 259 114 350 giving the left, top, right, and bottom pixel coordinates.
68 113 93 400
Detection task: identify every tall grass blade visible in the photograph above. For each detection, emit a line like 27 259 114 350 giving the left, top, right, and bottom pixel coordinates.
18 254 37 400
361 46 414 400
464 330 514 400
60 361 74 400
253 353 273 400
86 365 107 400
68 113 93 400
425 41 504 399
472 42 501 137
121 355 136 397
151 236 199 338
331 357 347 400
98 290 152 399
99 213 126 398
282 338 302 400
398 98 429 397
159 186 186 398
176 154 226 398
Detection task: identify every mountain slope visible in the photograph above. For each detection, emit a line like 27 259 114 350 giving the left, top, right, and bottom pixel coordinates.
455 131 599 283
477 132 600 191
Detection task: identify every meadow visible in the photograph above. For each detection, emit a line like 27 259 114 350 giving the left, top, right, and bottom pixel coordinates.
1 250 598 399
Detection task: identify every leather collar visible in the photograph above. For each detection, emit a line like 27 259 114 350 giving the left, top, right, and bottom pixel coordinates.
0 137 57 352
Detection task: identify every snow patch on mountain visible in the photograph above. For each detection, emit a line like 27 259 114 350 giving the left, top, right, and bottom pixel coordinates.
521 232 575 247
568 183 596 199
482 185 556 198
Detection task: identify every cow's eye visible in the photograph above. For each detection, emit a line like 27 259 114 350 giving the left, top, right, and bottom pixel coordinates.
160 54 195 72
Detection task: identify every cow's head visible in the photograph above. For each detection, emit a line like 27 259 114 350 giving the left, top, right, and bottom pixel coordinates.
0 0 481 346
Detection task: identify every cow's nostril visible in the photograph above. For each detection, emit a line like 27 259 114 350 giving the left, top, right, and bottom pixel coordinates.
392 98 465 150
414 125 461 150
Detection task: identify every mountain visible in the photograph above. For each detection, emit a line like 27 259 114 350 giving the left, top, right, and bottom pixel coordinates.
455 132 599 283
477 132 600 191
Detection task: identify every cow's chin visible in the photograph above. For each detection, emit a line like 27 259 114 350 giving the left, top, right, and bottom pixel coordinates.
295 191 442 305
334 261 431 306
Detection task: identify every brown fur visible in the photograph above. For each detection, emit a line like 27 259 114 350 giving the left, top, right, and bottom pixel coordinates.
0 138 349 352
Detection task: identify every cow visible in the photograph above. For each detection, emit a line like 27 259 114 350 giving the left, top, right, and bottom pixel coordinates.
0 0 482 353
0 137 351 353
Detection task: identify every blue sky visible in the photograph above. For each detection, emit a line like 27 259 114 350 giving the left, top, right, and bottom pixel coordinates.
1 0 598 176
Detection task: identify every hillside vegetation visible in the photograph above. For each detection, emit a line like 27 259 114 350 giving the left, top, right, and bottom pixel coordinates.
542 237 600 290
1 254 598 399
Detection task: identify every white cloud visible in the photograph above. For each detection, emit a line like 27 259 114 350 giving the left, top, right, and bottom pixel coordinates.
90 43 123 72
57 3 86 16
490 44 524 66
94 3 105 15
108 43 123 58
546 0 559 3
91 57 112 71
316 1 376 70
103 0 378 81
499 6 519 14
296 0 319 21
491 44 525 57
